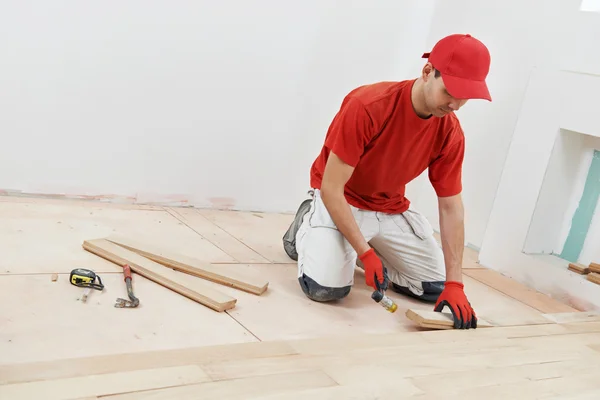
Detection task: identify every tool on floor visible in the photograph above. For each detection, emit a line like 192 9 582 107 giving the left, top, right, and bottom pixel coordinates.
70 268 104 302
115 264 139 308
81 287 92 303
371 269 397 313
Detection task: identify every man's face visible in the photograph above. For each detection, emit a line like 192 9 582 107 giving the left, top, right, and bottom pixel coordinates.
423 67 469 117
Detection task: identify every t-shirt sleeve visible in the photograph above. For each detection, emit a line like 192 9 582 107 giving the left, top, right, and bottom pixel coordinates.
324 97 375 167
428 128 465 197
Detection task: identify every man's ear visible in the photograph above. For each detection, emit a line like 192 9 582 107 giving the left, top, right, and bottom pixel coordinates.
422 62 434 81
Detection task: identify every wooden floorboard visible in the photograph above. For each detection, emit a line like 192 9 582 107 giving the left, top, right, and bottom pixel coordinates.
2 321 599 399
0 195 597 399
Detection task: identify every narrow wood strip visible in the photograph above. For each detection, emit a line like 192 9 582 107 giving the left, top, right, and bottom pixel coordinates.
463 268 578 313
0 340 295 385
569 262 590 274
419 321 600 343
0 365 209 400
106 235 268 295
405 309 494 329
82 239 236 312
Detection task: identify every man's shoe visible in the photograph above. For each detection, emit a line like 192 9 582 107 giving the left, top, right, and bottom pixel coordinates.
282 198 312 261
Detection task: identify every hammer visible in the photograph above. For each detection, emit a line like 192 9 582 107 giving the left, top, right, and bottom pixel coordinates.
115 264 140 308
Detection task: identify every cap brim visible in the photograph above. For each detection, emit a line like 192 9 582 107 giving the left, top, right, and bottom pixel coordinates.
442 73 492 101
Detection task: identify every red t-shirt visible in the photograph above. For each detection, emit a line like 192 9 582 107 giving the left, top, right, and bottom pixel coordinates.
309 79 465 213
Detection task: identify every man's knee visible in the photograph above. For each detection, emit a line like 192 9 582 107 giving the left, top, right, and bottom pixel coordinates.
391 280 444 303
298 274 351 302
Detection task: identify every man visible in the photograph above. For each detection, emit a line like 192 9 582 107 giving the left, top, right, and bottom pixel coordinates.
283 33 491 329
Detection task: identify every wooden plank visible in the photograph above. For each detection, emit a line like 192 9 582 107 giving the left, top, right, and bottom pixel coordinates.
541 311 600 324
241 384 403 400
3 322 600 399
463 268 578 313
405 309 494 329
589 262 600 274
0 365 209 400
0 341 296 385
420 321 600 344
411 368 600 399
587 272 600 285
82 239 236 312
106 235 268 295
569 262 590 274
101 370 338 400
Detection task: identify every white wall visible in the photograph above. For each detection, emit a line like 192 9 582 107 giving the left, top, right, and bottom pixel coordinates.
478 0 600 311
405 0 570 250
0 0 435 213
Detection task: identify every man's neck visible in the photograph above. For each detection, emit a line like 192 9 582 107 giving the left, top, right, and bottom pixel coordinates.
411 79 432 119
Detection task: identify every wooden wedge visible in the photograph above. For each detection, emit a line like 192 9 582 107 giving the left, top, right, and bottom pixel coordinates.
105 235 268 295
405 309 493 330
83 239 236 312
568 262 590 275
587 272 600 285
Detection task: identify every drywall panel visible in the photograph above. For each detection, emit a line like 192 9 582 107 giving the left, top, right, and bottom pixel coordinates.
0 0 435 214
559 150 600 262
523 131 597 255
478 65 600 312
579 194 600 265
555 147 596 255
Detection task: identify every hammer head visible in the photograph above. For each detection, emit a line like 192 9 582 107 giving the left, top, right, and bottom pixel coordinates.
114 297 140 308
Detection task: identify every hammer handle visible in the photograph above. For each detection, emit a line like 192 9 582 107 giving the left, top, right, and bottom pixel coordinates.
123 264 132 281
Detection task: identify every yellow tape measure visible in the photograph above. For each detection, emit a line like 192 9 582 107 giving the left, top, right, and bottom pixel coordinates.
70 268 104 291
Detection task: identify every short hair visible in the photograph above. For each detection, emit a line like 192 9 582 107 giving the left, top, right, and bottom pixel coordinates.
433 68 441 78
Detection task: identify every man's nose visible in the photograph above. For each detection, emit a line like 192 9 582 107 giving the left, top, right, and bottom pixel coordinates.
448 98 466 110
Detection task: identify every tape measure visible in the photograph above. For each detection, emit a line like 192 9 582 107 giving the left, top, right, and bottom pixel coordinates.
70 268 104 291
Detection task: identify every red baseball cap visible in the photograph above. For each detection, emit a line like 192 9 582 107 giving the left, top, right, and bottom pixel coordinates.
422 34 492 101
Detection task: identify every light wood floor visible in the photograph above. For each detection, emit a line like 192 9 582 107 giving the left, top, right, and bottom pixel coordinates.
0 195 598 399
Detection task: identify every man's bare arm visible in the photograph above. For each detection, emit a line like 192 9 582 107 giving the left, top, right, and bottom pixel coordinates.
438 193 465 283
320 152 370 255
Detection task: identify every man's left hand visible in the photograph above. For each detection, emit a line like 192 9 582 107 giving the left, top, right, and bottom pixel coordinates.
434 281 477 329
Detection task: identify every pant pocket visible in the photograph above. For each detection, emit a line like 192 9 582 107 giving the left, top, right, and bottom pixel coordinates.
401 210 434 240
308 190 363 230
308 193 338 229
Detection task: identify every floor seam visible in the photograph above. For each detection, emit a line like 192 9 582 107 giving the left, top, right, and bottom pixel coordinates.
225 310 262 342
164 206 270 263
189 207 273 262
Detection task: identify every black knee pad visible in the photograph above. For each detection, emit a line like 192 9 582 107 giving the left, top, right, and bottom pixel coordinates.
298 274 351 302
391 280 444 303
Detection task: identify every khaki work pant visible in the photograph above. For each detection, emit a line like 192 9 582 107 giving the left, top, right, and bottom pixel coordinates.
287 189 446 303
